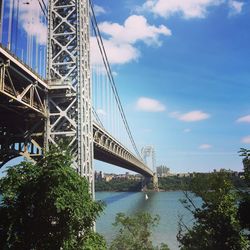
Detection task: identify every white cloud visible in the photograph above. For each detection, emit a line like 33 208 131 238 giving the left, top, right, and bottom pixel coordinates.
228 0 244 16
183 128 191 133
136 97 166 112
90 37 139 65
236 115 250 123
91 15 171 65
241 136 250 144
140 0 224 19
179 110 210 122
199 144 212 149
17 1 47 45
94 5 106 16
99 15 171 46
171 110 210 122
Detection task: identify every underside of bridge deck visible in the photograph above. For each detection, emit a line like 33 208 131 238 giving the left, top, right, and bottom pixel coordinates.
94 145 152 177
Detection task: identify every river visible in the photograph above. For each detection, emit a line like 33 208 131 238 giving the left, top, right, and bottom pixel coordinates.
96 191 196 250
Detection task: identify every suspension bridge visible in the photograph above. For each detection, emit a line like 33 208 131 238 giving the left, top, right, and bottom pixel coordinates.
0 0 158 193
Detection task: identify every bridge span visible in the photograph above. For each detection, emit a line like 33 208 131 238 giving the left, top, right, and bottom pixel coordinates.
0 45 153 178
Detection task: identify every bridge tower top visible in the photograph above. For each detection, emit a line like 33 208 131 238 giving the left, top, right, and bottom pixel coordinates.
141 146 156 172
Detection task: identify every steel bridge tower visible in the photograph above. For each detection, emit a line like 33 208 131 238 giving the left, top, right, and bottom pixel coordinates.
46 0 93 192
141 146 158 191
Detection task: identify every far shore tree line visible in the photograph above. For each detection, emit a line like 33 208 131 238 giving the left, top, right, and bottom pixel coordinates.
95 169 247 192
0 146 250 249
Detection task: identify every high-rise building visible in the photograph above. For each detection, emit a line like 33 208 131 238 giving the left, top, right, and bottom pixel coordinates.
156 165 170 177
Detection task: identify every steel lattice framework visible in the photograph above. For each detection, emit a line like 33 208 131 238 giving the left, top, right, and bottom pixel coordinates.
141 145 158 190
46 0 93 191
141 146 155 171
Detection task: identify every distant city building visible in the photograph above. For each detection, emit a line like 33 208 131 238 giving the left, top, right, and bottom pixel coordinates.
156 165 170 177
94 171 143 182
94 171 104 181
104 174 114 182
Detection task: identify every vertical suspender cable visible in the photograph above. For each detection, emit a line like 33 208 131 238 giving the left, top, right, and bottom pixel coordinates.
106 72 109 130
105 71 108 127
0 0 5 43
39 47 42 76
92 65 95 110
99 65 102 121
109 76 111 132
10 0 15 50
106 73 109 130
104 72 106 127
94 45 96 108
27 34 29 65
30 35 33 67
36 35 39 72
30 35 32 67
43 45 46 77
112 95 114 137
98 64 101 119
14 0 20 54
7 0 14 50
27 35 30 65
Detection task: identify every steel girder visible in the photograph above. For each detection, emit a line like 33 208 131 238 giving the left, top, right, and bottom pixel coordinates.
46 0 93 192
0 47 46 167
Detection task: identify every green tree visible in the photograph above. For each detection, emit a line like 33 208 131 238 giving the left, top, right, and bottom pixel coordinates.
95 179 142 192
110 212 169 250
238 148 250 240
177 172 249 250
0 146 106 249
239 148 250 185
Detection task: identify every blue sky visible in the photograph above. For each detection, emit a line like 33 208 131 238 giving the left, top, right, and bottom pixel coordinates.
92 0 250 174
1 0 250 175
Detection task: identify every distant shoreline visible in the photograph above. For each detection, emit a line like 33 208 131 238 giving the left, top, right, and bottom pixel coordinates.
95 189 185 192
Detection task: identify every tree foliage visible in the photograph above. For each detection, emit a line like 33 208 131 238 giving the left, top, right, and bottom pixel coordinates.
110 212 169 250
0 146 106 249
238 148 250 240
95 179 142 192
158 176 191 191
177 172 249 250
239 148 250 185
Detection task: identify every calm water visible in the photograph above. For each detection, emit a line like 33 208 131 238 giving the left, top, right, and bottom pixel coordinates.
96 191 195 250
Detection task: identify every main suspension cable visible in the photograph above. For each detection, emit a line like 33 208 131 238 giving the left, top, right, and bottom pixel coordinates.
37 0 47 21
89 0 142 160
